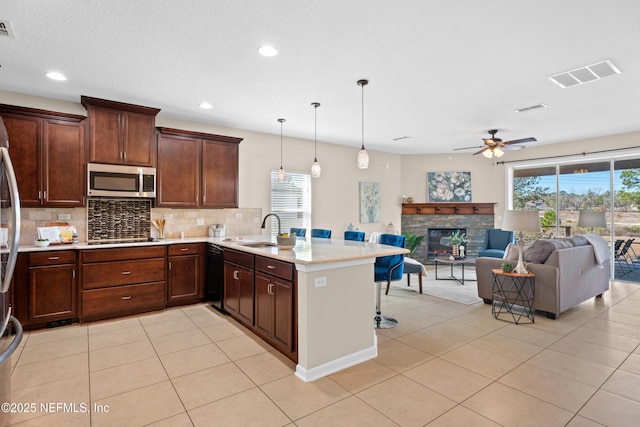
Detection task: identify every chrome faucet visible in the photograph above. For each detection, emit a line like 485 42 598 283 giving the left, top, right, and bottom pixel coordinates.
261 213 281 235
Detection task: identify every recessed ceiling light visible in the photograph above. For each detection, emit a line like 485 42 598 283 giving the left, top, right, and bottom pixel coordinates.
46 71 67 81
258 45 278 57
199 102 213 109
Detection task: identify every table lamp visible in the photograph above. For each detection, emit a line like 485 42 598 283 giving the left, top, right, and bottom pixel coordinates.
502 210 542 274
577 211 606 233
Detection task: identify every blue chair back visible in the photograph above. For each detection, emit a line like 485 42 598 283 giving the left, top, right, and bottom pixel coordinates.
344 231 365 242
290 227 306 237
478 228 515 258
374 234 406 283
311 228 332 238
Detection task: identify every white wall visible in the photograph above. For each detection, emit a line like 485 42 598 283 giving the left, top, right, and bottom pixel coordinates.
1 90 403 238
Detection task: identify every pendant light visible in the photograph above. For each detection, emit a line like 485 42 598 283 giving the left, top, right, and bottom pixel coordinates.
310 102 322 178
357 79 370 169
278 118 286 182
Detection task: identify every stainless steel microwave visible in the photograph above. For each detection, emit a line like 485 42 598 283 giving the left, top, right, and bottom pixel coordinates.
87 163 156 198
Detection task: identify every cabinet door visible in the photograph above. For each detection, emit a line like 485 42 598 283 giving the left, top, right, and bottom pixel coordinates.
254 272 273 339
157 134 200 207
29 264 77 323
167 254 200 306
237 265 254 327
123 111 155 166
272 278 294 352
3 114 41 206
202 140 238 208
88 107 122 164
223 261 239 316
43 120 85 206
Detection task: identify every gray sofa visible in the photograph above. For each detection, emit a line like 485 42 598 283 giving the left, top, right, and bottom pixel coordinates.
475 235 610 319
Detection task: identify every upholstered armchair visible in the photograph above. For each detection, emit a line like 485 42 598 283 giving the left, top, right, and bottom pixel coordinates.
478 228 515 258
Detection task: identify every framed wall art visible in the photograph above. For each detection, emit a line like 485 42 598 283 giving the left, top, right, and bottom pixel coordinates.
359 182 380 223
428 171 472 202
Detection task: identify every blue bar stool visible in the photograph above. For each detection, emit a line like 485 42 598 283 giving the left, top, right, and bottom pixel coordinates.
290 228 306 238
373 234 406 328
344 231 365 241
311 228 331 238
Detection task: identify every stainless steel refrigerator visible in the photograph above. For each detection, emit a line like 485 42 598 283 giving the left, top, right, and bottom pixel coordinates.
0 117 23 426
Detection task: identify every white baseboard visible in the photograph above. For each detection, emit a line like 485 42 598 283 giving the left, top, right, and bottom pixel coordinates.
294 340 378 382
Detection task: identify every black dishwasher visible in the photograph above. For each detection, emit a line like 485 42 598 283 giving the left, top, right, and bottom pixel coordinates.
206 244 227 313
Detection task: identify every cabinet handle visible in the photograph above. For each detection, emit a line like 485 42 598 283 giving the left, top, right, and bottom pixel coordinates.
121 271 132 275
38 190 41 200
233 270 239 280
123 152 127 159
267 265 276 269
168 262 171 270
72 270 76 279
119 151 123 159
48 256 60 260
43 190 47 200
121 296 132 300
180 248 189 251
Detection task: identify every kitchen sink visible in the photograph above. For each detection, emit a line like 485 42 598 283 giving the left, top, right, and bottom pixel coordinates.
238 241 276 248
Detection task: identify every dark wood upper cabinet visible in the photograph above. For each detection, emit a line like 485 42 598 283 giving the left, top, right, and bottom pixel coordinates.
156 127 242 208
0 104 86 207
81 96 160 167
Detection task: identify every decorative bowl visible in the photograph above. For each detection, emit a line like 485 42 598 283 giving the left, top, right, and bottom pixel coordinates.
34 240 50 247
277 236 296 250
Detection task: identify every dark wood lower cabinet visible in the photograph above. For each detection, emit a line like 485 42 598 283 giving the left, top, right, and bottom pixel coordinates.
167 243 206 306
223 261 254 327
28 253 77 324
254 272 294 357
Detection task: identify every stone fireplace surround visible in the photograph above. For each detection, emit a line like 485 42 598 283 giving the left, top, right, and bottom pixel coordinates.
401 203 495 264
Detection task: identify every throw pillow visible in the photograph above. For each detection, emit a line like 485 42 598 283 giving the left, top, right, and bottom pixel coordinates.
524 240 557 264
503 243 520 261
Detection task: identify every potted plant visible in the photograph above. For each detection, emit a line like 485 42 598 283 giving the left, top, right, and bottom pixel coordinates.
448 230 468 258
402 231 425 258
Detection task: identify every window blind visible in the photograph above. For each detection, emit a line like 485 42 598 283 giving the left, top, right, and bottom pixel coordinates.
270 170 312 236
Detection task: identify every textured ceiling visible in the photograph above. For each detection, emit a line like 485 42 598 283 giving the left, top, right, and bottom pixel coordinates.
1 0 639 155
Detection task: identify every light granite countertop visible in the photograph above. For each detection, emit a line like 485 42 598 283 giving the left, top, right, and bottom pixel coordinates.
18 235 408 265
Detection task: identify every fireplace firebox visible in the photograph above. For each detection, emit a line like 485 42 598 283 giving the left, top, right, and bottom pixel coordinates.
427 228 466 260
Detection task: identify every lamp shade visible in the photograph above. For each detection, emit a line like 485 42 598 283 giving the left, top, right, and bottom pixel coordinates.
578 211 606 229
502 210 542 233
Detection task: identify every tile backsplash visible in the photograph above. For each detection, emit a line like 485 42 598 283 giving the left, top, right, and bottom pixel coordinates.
19 204 263 245
87 199 151 241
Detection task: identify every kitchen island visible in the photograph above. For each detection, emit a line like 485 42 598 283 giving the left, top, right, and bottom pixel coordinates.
18 235 407 382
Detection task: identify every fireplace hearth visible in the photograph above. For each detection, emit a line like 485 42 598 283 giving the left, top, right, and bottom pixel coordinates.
427 228 466 259
401 202 496 264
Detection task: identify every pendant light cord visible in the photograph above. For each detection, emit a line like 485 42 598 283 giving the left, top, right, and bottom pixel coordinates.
278 118 285 168
313 102 320 161
358 79 368 150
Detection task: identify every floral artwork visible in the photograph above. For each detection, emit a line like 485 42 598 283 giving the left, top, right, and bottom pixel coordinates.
360 182 380 223
428 171 472 202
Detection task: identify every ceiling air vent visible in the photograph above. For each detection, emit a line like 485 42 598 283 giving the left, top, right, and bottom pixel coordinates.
0 20 15 38
549 59 621 88
516 103 548 113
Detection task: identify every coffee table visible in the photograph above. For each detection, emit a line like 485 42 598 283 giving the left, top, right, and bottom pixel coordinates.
434 256 477 285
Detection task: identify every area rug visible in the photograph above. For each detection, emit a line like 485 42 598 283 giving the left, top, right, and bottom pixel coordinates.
390 269 483 305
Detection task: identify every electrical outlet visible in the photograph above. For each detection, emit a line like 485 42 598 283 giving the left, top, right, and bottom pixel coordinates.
235 213 243 219
57 213 71 221
196 218 205 226
163 213 173 220
314 277 327 288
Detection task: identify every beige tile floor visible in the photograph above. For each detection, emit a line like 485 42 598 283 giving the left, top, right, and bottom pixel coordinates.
3 278 640 426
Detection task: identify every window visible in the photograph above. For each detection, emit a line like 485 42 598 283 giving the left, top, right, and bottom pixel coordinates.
270 170 311 237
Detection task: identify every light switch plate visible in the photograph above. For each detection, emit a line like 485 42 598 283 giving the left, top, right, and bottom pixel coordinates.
235 213 243 219
196 218 205 226
57 213 71 221
163 213 173 220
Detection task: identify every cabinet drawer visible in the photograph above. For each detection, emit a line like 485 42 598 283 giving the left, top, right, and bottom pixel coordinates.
82 258 165 289
82 282 165 317
224 249 254 268
255 256 293 281
168 243 201 256
30 250 76 266
81 246 165 263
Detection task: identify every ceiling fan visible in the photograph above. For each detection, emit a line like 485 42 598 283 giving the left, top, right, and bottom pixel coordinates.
455 130 537 158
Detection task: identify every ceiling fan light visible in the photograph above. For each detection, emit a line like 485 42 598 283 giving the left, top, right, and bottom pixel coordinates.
482 149 493 158
358 149 369 169
494 147 505 157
